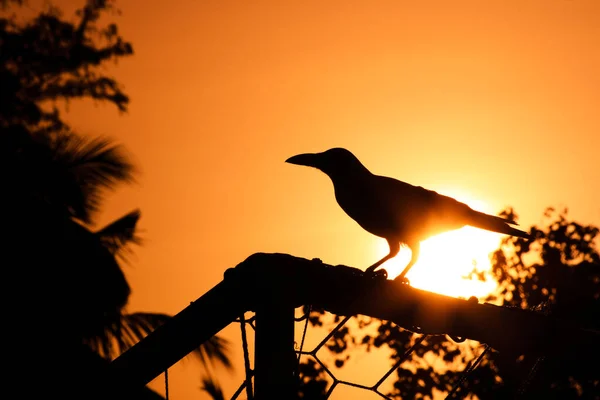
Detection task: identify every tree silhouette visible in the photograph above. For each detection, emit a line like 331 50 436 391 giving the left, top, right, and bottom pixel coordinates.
299 208 599 399
1 1 231 397
462 207 599 399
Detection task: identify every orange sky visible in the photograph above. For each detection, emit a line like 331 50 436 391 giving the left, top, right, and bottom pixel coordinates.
49 0 600 397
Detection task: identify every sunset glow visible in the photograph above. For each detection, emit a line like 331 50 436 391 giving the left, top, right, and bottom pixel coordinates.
378 194 501 299
35 0 599 398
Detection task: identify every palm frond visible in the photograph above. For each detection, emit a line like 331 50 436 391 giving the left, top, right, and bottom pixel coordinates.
87 312 234 372
96 209 142 259
192 334 234 372
85 312 170 359
49 132 136 223
119 312 171 350
3 127 136 224
120 313 233 372
200 376 225 400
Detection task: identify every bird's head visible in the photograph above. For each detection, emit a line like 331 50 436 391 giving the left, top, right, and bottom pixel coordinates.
285 148 369 178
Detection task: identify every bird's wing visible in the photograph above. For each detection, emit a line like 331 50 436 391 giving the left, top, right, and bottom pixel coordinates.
371 176 460 236
375 176 527 239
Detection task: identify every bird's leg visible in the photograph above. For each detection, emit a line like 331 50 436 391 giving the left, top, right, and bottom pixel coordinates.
365 240 400 274
394 242 421 283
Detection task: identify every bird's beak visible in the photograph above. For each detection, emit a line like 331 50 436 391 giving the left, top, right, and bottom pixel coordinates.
285 153 320 168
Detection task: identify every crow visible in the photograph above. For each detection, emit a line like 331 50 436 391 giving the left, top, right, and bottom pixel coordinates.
286 147 530 281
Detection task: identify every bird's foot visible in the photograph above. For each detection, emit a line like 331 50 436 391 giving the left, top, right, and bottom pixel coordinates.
364 268 388 280
393 275 410 285
364 264 378 274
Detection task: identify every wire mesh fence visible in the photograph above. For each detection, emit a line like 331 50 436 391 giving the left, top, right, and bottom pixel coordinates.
111 253 598 400
229 307 492 400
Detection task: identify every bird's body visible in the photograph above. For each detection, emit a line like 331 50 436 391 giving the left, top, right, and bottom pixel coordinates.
286 148 531 281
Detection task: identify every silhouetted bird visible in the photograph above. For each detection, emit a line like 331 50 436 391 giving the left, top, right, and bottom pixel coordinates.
286 148 531 281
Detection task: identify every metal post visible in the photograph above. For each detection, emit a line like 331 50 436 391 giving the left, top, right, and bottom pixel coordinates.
254 299 297 400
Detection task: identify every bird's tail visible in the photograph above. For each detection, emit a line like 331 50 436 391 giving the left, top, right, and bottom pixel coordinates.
468 210 531 239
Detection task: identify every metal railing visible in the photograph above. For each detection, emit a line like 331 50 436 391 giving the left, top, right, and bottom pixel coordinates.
109 253 600 399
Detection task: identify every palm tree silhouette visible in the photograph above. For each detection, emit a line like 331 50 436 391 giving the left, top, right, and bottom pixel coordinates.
1 3 231 395
4 125 231 397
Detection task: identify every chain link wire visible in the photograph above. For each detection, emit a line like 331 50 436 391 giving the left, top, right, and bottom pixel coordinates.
225 292 556 399
220 297 560 399
230 309 454 399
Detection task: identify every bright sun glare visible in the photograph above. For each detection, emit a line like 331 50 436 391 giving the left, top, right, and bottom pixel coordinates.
377 193 501 299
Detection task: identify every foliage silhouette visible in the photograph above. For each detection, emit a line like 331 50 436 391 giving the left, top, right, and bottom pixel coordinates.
200 376 226 400
1 1 231 397
298 208 599 399
297 357 329 399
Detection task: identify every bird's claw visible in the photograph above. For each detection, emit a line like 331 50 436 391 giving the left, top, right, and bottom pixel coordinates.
364 268 388 280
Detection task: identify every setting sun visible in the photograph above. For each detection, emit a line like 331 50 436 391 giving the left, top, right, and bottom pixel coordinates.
377 193 502 299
